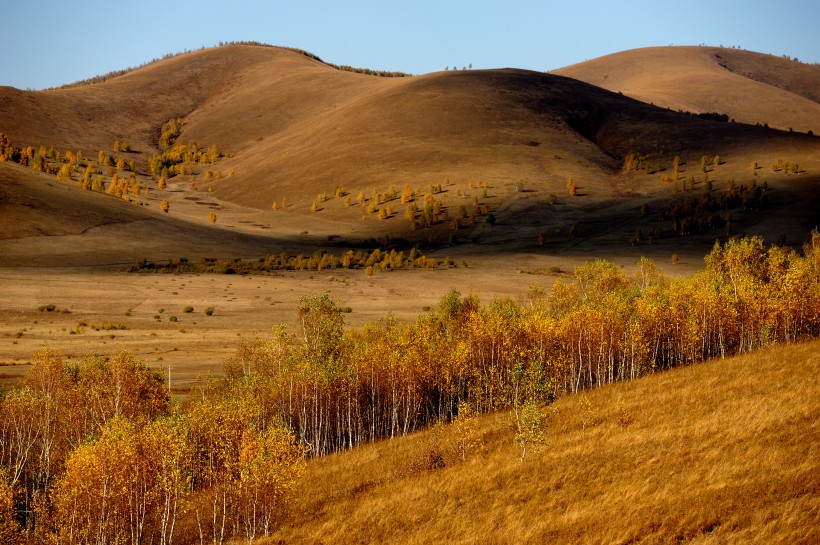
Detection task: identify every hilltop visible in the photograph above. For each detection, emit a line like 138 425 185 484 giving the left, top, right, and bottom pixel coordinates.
555 46 820 133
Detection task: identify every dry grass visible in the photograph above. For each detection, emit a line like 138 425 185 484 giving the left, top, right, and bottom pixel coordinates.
268 340 820 544
556 46 820 133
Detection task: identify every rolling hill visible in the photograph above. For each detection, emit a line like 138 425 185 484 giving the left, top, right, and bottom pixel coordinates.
555 46 820 134
1 44 819 266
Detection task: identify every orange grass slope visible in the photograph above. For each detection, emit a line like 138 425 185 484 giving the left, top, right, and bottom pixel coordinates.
271 340 820 544
555 46 820 134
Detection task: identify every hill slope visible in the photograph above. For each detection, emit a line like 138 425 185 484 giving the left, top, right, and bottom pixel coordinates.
1 44 819 265
555 46 820 133
271 340 820 544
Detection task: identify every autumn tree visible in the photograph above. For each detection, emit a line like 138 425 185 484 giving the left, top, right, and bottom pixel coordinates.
52 416 186 545
0 471 23 545
187 380 305 544
160 199 170 213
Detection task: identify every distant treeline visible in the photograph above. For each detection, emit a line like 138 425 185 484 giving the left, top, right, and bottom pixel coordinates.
683 111 730 122
130 247 453 275
50 41 410 90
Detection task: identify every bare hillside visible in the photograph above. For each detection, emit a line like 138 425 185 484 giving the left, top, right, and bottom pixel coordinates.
555 46 820 133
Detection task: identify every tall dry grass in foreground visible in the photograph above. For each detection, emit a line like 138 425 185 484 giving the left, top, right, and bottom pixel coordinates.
268 340 819 544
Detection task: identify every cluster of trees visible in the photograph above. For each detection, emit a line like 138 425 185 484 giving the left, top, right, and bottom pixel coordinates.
771 159 805 174
0 351 306 544
622 152 650 173
130 247 454 275
149 135 221 180
220 235 819 456
0 136 80 176
660 179 765 235
107 172 148 200
680 111 731 122
0 134 153 199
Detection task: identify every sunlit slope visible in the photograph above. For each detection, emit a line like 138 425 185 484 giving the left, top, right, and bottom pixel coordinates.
272 340 820 544
555 46 820 133
187 62 818 209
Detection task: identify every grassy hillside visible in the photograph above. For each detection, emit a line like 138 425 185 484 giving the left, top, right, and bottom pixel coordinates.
555 46 820 133
1 43 819 266
271 340 820 544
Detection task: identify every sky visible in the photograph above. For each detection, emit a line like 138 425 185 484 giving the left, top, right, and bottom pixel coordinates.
2 0 819 90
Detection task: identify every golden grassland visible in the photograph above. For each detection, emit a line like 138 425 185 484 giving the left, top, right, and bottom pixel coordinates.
271 340 820 544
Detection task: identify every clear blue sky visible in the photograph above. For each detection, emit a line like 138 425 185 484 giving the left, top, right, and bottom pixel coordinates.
2 0 818 90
